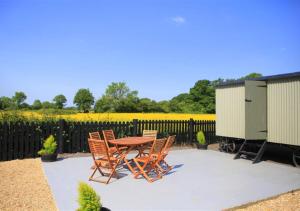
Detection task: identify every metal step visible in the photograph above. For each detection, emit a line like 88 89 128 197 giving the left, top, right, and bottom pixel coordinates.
234 140 267 164
234 140 247 159
240 151 257 156
253 140 267 164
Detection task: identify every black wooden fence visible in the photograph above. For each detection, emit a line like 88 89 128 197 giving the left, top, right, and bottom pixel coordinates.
0 119 216 161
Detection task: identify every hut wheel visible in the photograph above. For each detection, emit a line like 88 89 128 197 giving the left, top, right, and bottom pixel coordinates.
219 139 236 153
292 150 300 168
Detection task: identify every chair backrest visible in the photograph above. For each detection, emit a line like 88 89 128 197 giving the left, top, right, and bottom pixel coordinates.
89 132 101 140
88 138 110 158
162 135 176 155
149 138 167 156
102 130 115 141
142 130 157 140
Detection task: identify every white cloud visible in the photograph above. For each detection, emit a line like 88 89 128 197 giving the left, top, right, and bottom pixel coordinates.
171 16 186 25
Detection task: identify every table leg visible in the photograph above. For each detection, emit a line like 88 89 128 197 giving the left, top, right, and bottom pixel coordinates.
121 146 138 176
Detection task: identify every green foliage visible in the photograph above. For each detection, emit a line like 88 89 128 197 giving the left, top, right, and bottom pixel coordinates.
240 72 262 80
74 89 95 113
169 93 194 113
0 97 14 110
105 82 131 99
12 91 27 109
190 80 215 113
94 97 111 113
77 182 101 211
115 96 139 112
38 135 57 155
157 100 170 113
42 101 56 109
196 131 206 145
95 82 171 113
32 100 42 110
53 94 67 109
20 102 31 109
95 82 139 113
136 98 166 113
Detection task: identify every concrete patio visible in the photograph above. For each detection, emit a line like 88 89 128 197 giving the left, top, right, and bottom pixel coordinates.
43 149 300 211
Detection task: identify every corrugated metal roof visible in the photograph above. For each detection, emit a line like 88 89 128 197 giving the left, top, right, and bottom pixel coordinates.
216 71 300 87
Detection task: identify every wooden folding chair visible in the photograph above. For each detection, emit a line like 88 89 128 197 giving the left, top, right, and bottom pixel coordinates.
102 129 127 154
156 135 176 174
139 130 158 156
88 138 122 184
142 130 158 139
89 131 119 155
133 138 167 183
89 132 101 140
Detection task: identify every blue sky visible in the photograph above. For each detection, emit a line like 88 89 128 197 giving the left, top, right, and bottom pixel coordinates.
0 0 299 106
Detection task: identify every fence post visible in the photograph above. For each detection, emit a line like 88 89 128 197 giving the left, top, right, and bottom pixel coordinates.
132 119 138 136
188 118 194 144
57 119 66 154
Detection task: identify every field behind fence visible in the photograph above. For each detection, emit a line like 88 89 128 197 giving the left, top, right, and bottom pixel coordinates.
0 119 216 161
0 111 215 122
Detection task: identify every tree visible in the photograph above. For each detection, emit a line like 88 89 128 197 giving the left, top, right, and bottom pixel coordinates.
73 89 94 113
240 72 262 80
135 98 166 113
0 97 13 110
118 90 139 112
95 82 138 112
189 80 215 113
32 99 42 110
136 98 155 112
53 94 67 109
157 100 170 113
169 93 194 113
20 102 30 109
94 97 111 113
105 82 131 100
12 91 27 109
42 101 55 109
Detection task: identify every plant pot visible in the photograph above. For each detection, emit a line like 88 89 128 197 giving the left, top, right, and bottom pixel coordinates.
196 143 208 150
101 207 111 211
41 153 57 162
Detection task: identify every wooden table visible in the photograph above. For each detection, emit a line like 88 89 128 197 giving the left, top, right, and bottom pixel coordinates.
109 136 154 174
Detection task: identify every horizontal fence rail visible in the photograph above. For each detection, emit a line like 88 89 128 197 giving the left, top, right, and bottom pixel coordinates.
0 119 216 161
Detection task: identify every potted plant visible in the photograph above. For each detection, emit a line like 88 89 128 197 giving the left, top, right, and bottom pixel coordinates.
77 182 110 211
38 135 58 162
196 131 208 150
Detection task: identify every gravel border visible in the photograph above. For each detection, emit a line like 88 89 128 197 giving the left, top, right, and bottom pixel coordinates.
226 189 300 211
0 158 57 211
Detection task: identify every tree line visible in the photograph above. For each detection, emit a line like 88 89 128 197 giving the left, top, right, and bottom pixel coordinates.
0 73 262 114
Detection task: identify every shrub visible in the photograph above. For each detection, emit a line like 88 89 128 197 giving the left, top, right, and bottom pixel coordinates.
38 135 57 155
77 182 101 211
196 131 206 145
